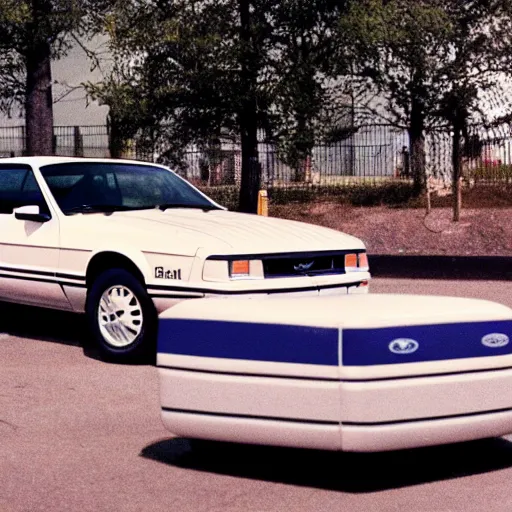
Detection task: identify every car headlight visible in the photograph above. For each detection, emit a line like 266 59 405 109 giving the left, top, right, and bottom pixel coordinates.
202 259 264 282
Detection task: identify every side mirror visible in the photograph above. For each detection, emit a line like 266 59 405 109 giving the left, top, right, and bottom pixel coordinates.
14 205 51 223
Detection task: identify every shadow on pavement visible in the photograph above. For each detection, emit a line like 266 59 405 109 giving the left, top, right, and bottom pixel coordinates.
141 436 512 493
0 302 104 361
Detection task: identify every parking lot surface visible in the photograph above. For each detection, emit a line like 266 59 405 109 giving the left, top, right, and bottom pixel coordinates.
2 278 512 512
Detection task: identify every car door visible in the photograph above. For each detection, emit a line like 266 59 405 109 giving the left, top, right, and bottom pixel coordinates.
0 164 69 308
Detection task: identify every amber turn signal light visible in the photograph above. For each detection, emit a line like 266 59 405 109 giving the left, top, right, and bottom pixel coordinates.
230 260 250 276
358 253 369 271
344 253 358 270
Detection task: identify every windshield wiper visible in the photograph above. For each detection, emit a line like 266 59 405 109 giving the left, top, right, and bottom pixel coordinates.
157 203 220 212
64 204 154 215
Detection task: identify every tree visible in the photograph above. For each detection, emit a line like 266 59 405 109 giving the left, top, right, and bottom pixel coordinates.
435 0 512 220
0 0 113 155
89 0 267 212
90 0 345 212
88 1 243 162
262 0 347 181
86 61 155 158
237 0 261 212
337 0 452 194
339 0 512 220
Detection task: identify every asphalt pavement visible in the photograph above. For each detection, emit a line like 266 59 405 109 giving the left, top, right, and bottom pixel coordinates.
2 278 512 512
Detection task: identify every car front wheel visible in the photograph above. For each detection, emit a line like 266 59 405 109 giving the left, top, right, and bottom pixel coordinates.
86 268 157 363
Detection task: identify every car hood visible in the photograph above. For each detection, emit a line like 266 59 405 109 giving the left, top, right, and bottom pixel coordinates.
90 208 366 255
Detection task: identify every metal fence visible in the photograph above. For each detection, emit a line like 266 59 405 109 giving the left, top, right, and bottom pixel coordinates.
0 125 111 159
426 125 512 188
1 123 512 191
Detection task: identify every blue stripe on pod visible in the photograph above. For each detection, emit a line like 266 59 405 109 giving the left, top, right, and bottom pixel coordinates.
158 319 339 366
342 320 512 366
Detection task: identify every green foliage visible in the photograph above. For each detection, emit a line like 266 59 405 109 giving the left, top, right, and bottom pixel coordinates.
0 0 115 112
195 181 416 210
195 184 240 211
200 179 512 212
267 182 416 207
264 0 347 162
338 0 512 218
85 60 156 156
89 1 348 164
345 182 417 206
470 164 512 183
268 186 319 205
338 0 451 128
91 0 240 146
0 49 24 113
340 0 512 128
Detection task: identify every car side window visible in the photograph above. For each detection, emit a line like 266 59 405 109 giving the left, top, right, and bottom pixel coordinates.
0 167 48 215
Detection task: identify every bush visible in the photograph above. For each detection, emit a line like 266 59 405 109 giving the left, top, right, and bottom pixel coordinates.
346 182 417 206
470 164 512 183
269 182 417 207
196 181 418 210
196 185 239 210
268 186 319 205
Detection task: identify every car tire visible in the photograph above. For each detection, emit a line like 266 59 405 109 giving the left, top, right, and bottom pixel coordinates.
86 268 157 364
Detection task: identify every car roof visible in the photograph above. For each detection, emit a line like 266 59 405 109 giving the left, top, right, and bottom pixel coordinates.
0 156 167 169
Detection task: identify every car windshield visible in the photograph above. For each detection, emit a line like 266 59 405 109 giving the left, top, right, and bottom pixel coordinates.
39 162 219 215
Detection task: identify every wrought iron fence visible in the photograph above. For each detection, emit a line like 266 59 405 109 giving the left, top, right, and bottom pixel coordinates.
157 124 413 189
0 125 111 159
1 123 512 194
0 125 24 158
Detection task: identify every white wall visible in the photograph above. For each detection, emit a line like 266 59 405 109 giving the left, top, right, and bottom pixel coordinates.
0 35 110 128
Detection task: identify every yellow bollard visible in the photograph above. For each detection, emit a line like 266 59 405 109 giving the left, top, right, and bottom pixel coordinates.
257 189 268 216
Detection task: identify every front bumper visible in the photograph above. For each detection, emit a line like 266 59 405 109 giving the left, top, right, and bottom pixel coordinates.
149 276 369 313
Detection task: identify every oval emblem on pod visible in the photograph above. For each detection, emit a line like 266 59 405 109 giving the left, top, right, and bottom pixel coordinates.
481 333 509 348
389 338 419 355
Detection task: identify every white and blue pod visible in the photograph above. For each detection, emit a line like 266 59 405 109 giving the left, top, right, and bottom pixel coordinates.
157 294 512 452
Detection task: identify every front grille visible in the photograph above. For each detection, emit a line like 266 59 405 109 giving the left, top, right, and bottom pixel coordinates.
262 251 363 278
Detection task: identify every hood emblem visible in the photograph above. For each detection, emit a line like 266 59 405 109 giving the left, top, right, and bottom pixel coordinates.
294 261 314 272
481 333 509 348
389 338 419 355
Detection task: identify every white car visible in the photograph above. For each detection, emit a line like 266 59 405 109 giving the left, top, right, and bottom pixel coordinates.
0 157 370 362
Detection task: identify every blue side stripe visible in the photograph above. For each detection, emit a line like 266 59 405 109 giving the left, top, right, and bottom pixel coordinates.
342 320 512 366
158 319 339 366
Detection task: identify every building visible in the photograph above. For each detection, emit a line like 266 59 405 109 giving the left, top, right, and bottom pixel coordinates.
0 36 109 129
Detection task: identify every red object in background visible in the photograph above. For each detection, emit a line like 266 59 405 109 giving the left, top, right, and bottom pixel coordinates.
482 159 502 166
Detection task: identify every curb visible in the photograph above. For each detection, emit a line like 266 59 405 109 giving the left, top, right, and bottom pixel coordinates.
368 255 512 280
